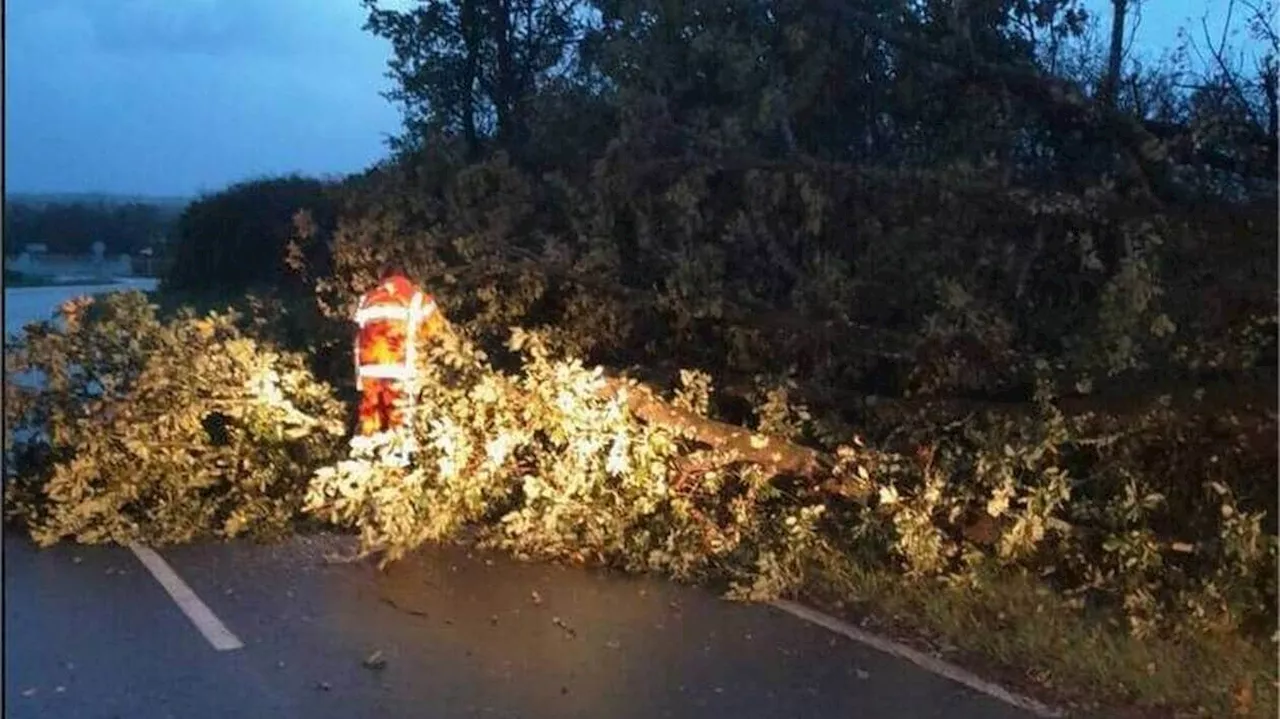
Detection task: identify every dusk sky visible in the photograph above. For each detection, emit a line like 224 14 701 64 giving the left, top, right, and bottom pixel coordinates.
3 0 1262 198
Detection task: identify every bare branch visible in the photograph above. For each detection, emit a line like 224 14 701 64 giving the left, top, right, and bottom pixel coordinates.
1123 0 1143 68
1193 0 1271 132
1239 0 1278 51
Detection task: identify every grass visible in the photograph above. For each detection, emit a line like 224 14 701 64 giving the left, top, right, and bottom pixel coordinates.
802 546 1277 718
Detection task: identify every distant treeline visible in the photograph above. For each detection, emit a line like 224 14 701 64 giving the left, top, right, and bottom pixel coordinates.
3 199 186 257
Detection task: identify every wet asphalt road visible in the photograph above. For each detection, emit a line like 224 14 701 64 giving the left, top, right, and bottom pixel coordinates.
3 528 1037 719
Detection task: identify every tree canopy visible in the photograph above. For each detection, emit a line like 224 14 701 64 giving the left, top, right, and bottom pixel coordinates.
3 199 180 257
163 175 337 294
361 0 1276 195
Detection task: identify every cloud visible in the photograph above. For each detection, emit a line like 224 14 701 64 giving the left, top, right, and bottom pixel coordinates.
4 0 400 196
88 0 265 57
8 0 384 65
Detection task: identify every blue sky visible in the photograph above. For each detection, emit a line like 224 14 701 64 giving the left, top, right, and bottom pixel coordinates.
3 0 1263 198
5 0 402 197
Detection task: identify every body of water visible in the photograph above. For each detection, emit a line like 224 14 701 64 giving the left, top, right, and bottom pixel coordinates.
5 279 161 458
4 277 160 340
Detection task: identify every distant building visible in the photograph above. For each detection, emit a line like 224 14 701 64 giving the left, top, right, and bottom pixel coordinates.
6 243 134 280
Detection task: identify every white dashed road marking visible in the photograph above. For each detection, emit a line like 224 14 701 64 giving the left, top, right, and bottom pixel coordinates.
770 599 1062 718
128 544 244 652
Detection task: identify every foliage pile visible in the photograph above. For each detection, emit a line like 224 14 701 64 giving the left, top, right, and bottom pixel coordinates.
306 325 833 595
303 319 1277 643
3 291 347 547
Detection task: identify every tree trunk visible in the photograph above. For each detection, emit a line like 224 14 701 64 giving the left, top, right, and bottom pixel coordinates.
493 0 519 154
1101 0 1129 109
598 377 829 479
1264 62 1278 170
461 0 483 159
436 320 873 502
818 0 1184 201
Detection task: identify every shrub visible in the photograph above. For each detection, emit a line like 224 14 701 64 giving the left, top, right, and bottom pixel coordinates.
164 175 338 295
840 388 1278 643
3 291 348 546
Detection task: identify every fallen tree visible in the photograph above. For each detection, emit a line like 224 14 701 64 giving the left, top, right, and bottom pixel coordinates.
3 284 1274 716
303 320 1274 643
3 292 347 547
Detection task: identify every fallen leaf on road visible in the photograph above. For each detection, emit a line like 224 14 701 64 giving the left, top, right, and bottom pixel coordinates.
605 639 621 649
379 596 428 619
72 556 83 564
552 616 577 638
855 669 870 680
531 590 543 605
363 650 387 671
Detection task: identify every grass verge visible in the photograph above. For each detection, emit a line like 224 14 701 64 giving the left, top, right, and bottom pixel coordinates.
801 546 1277 718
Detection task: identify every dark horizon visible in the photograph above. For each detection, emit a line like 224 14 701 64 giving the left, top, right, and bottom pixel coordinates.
6 191 195 204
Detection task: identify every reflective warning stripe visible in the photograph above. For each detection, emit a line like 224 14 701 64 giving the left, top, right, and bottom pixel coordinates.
354 299 436 326
355 305 411 325
400 292 430 419
356 364 414 380
352 289 437 410
405 292 424 372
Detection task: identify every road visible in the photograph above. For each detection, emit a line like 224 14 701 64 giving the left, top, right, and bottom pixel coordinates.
3 281 1044 719
5 530 1040 719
